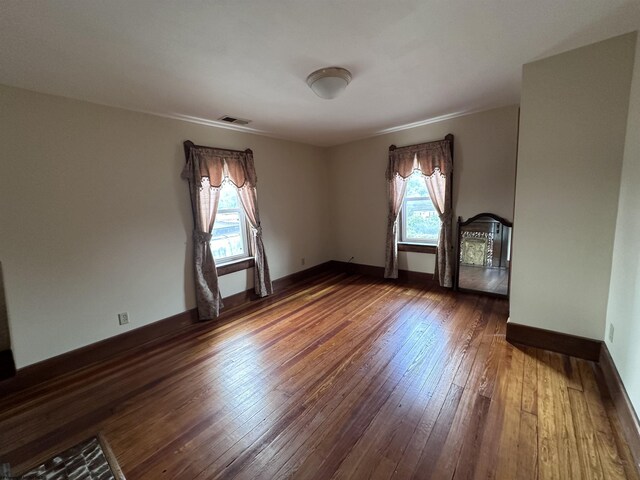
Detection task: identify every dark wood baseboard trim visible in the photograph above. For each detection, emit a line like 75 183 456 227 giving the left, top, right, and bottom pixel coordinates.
1 308 199 395
221 287 257 311
506 321 640 471
506 321 640 473
598 344 640 472
505 321 602 361
5 262 637 472
0 261 336 396
329 260 439 286
0 349 16 380
218 262 337 313
273 261 338 291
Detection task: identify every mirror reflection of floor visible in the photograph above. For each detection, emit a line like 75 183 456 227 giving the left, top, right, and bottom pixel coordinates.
458 265 509 295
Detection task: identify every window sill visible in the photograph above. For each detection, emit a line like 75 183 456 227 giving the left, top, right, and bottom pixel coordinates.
217 257 255 276
398 242 437 254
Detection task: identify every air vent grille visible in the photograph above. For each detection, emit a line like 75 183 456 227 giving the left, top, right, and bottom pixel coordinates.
218 115 251 126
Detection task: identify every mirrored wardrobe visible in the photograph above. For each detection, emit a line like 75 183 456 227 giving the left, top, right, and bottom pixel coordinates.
455 213 512 297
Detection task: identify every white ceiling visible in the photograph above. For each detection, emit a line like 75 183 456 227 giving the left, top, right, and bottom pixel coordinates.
1 1 639 146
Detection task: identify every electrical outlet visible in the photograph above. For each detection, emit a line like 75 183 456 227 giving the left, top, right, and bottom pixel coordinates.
609 323 614 343
118 312 129 325
301 257 306 266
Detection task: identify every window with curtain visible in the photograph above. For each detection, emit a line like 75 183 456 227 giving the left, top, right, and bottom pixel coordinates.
399 171 441 245
211 181 251 263
384 135 454 287
182 141 273 320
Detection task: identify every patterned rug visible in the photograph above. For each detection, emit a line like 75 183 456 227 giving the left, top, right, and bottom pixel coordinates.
17 435 124 480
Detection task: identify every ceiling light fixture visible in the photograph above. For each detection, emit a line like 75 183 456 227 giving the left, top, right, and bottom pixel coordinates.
306 67 352 99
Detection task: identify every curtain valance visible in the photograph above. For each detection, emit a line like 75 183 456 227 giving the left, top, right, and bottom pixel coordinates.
387 139 452 179
182 146 258 189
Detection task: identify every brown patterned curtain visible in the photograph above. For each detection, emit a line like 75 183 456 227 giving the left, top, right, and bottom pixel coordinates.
182 145 272 319
383 172 408 278
234 152 273 298
384 138 454 287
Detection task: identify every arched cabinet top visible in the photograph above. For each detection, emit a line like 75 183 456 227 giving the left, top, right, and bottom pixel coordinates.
458 212 512 228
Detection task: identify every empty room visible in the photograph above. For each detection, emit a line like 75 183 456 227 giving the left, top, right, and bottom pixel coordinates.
1 1 639 479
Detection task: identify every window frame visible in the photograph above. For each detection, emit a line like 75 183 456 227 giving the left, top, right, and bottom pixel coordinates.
399 174 440 246
210 183 253 267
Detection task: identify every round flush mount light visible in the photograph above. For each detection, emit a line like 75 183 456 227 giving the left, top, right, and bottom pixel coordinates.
306 67 352 99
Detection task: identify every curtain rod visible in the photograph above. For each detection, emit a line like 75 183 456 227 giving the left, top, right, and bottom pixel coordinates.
388 133 453 152
183 140 253 157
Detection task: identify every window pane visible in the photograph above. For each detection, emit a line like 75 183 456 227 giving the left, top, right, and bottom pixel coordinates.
211 211 245 260
405 199 440 242
402 172 441 243
405 173 430 198
218 182 241 210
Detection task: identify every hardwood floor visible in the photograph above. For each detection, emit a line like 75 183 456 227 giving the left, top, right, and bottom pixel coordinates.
0 272 637 479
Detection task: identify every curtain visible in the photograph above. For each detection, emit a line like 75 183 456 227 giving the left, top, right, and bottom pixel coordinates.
182 145 273 319
235 152 273 298
423 168 454 287
383 139 454 287
383 171 408 278
182 159 223 319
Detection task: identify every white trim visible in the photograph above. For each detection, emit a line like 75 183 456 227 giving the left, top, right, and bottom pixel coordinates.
161 112 269 136
12 85 516 147
7 86 291 142
373 106 496 136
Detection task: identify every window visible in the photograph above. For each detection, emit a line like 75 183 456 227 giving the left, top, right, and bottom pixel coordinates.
211 181 250 263
400 171 441 244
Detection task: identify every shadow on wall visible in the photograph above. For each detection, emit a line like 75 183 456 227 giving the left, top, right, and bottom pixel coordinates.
174 141 196 307
0 261 15 379
0 262 10 351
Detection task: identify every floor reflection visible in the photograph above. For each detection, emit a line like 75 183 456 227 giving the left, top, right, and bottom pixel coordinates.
458 265 509 295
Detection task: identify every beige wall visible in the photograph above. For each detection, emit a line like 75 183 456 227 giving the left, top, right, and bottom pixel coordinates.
511 33 636 339
0 263 9 351
326 105 519 272
0 85 332 368
605 34 640 415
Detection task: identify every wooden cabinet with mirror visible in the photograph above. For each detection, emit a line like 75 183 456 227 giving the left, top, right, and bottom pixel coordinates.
455 213 512 297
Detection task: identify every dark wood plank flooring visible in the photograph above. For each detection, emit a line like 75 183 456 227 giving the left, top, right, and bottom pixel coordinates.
0 272 637 479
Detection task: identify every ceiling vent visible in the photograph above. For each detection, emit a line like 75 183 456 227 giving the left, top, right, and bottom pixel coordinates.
218 115 251 126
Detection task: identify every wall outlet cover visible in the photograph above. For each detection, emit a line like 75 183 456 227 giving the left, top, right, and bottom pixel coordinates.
118 312 129 325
